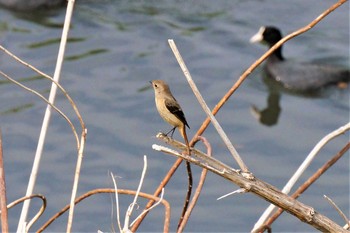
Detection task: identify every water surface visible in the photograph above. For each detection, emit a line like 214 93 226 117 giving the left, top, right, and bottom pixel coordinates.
0 0 349 232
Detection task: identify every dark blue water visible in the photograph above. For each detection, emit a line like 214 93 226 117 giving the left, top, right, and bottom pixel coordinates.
0 0 349 232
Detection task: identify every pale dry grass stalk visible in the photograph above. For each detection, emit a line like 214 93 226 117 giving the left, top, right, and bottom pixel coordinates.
168 39 249 173
111 156 167 232
16 0 77 231
130 153 182 231
324 195 350 229
126 156 148 230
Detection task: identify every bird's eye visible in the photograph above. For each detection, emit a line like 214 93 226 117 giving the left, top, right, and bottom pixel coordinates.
154 84 158 87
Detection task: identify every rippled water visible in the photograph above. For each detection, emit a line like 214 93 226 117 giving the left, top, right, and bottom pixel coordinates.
0 0 349 232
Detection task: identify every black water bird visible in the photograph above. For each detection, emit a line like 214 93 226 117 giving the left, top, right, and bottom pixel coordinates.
250 26 349 92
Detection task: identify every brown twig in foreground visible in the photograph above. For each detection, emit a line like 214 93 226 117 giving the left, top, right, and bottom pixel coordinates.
177 136 211 232
5 194 47 232
177 160 193 231
37 188 171 233
0 129 9 233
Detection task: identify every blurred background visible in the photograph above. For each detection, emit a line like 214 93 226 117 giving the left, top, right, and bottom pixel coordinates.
0 0 349 232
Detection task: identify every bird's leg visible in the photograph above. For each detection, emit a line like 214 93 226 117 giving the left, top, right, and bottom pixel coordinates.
165 127 176 138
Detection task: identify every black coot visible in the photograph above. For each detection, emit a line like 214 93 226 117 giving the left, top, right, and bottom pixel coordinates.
250 26 349 91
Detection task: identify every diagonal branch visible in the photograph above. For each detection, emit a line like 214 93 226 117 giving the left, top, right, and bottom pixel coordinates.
168 39 249 173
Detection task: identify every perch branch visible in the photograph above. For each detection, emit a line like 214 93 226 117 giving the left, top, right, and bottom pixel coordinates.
152 139 347 232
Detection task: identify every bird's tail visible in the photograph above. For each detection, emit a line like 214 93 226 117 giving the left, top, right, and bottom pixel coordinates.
179 125 190 155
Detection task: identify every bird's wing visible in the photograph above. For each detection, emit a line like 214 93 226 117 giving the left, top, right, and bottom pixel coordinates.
165 98 190 129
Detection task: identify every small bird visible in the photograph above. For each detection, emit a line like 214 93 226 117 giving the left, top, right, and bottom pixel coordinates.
250 26 350 92
150 80 190 154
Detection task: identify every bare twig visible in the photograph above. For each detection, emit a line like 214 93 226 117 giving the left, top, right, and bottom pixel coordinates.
123 155 148 232
217 188 248 200
130 188 166 229
177 136 211 232
130 157 182 232
261 142 350 232
37 189 171 233
5 194 47 232
110 172 123 232
0 45 85 131
0 129 9 233
253 123 350 232
67 128 87 233
324 195 350 227
0 70 79 146
177 161 192 231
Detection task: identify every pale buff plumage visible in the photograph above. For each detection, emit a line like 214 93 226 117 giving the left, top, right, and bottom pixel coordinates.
151 80 190 153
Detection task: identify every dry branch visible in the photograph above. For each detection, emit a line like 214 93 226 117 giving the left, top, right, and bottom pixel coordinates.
5 194 47 232
154 135 347 232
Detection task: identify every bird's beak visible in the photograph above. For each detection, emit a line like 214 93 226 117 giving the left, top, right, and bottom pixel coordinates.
149 81 153 85
250 26 265 43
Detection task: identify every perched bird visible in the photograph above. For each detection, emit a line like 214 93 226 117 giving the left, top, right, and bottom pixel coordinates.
250 26 350 92
150 80 190 154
